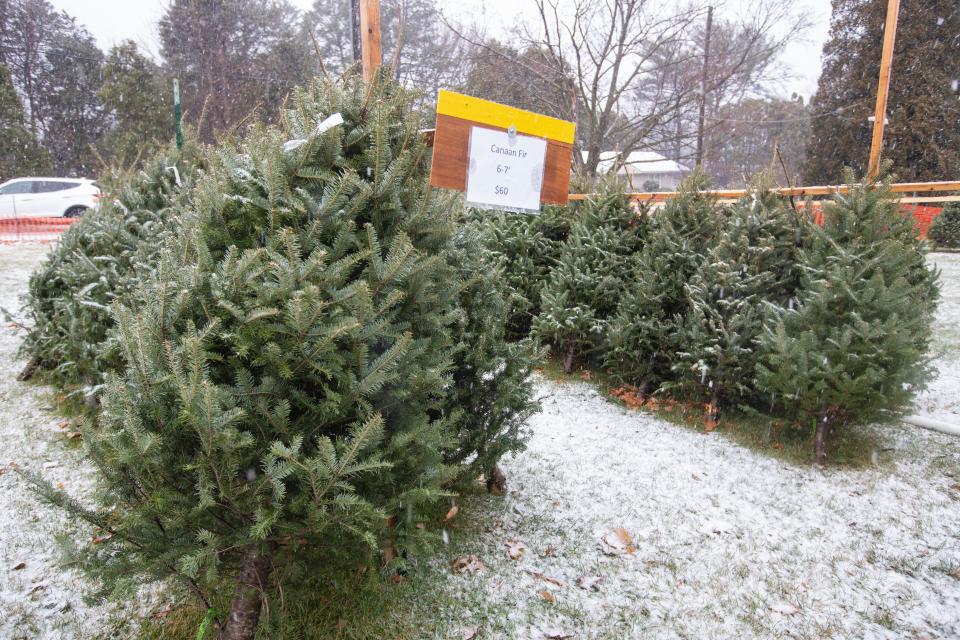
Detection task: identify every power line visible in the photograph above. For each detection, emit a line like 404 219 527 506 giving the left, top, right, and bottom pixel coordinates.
703 97 875 125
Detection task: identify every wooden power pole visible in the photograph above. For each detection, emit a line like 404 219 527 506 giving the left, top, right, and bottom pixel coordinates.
695 5 713 168
867 0 901 179
359 0 382 82
350 0 362 63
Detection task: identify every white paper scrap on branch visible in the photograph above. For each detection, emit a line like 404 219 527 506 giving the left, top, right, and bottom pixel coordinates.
465 126 547 214
316 112 344 134
282 138 307 152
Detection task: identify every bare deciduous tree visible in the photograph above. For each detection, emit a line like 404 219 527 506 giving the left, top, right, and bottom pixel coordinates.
454 0 811 177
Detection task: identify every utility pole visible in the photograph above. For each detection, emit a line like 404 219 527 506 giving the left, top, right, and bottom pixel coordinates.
359 0 382 81
173 79 182 150
695 5 713 168
350 0 362 63
867 0 901 179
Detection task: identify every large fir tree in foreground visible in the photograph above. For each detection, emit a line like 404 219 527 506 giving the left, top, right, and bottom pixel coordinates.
31 75 534 639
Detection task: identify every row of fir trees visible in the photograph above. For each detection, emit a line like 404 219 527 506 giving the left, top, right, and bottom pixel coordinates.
19 75 538 639
476 170 939 465
17 73 939 638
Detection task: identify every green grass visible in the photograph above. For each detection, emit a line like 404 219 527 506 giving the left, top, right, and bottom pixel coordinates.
132 488 503 640
537 356 886 469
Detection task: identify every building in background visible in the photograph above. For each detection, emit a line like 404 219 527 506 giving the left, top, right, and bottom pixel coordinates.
590 151 690 191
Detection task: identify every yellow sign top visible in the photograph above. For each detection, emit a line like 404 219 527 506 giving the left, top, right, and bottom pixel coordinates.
436 90 576 145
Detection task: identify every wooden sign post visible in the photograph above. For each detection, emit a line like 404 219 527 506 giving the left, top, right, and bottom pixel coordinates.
429 90 576 210
867 0 901 178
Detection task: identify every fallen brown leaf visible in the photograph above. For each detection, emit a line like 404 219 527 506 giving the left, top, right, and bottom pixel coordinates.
527 570 564 586
580 370 591 381
576 575 603 591
602 527 636 554
451 555 486 575
543 630 573 640
65 431 82 440
13 562 26 570
506 539 528 560
540 545 557 558
91 532 113 545
538 590 555 603
152 605 173 619
609 385 646 410
390 574 404 583
444 504 460 523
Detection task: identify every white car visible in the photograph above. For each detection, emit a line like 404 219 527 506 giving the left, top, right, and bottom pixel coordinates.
0 177 102 218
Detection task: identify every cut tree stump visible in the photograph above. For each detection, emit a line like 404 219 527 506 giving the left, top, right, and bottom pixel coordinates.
17 357 39 382
487 465 507 494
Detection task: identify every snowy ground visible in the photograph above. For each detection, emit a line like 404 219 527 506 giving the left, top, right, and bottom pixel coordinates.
419 252 960 640
0 244 137 639
915 253 960 424
0 245 959 639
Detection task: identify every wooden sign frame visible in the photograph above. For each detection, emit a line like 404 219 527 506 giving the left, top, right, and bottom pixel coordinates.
429 90 576 206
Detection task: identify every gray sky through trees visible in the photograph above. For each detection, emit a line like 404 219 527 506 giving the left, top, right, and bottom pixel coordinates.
50 0 831 100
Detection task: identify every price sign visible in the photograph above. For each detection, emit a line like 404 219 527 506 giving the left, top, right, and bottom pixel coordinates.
429 90 576 211
465 127 547 213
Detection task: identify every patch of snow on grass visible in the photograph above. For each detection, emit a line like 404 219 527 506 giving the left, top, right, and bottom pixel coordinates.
424 253 960 639
915 252 960 424
0 244 138 639
429 379 960 639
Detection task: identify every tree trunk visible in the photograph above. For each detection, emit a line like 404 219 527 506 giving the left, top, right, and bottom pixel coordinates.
219 545 273 640
17 356 38 382
814 412 829 466
486 465 507 494
563 344 575 374
708 390 721 422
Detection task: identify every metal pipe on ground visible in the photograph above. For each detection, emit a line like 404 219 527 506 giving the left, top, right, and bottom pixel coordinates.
903 415 960 437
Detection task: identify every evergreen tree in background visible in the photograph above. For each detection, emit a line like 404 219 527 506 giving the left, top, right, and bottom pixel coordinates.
533 183 646 373
442 222 540 484
473 204 573 338
18 134 204 392
604 172 721 393
756 174 940 464
40 24 105 176
803 0 960 183
159 0 309 141
98 41 173 168
29 75 532 640
0 0 104 177
0 63 50 179
927 203 960 248
671 184 813 416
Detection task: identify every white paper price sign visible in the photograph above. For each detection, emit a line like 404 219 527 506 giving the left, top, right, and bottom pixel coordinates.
465 126 547 213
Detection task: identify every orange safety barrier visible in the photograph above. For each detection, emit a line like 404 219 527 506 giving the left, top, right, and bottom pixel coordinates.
794 202 943 238
0 216 80 243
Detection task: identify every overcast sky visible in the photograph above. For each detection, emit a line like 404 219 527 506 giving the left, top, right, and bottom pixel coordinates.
49 0 833 101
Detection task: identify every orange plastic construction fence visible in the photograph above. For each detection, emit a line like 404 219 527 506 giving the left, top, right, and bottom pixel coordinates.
0 216 80 243
795 202 943 238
